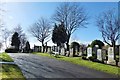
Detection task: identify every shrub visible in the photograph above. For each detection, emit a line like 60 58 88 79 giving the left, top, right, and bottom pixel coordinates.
5 48 18 53
88 56 96 61
82 56 88 60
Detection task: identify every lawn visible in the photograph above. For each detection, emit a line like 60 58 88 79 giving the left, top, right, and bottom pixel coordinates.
0 53 13 62
33 52 120 76
0 53 26 80
0 64 26 80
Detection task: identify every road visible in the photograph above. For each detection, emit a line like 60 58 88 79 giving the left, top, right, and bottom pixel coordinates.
8 53 118 79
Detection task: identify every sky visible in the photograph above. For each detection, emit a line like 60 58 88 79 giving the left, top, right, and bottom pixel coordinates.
0 2 119 49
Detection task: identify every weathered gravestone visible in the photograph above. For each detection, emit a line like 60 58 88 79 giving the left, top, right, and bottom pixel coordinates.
47 47 51 53
87 47 92 58
78 52 82 56
61 48 65 56
69 48 74 57
107 47 116 65
118 46 120 66
97 49 102 61
102 49 107 63
75 47 78 56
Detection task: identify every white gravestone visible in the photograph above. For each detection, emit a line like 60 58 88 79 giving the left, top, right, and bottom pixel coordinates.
61 48 65 56
47 47 51 53
87 47 92 58
97 49 102 61
102 49 107 63
69 48 74 57
107 47 116 65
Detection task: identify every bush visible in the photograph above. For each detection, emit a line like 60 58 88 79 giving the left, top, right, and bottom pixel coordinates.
82 56 88 60
5 48 18 53
88 56 96 61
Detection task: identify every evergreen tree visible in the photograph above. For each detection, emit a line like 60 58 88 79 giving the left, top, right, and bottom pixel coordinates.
25 41 30 53
91 40 104 49
11 32 20 51
52 22 67 46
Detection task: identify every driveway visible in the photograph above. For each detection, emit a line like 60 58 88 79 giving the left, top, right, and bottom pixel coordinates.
8 53 118 79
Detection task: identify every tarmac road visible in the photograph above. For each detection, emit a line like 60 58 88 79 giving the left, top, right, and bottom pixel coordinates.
8 53 118 79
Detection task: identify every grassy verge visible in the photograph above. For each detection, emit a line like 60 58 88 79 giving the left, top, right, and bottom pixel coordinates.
0 64 26 80
0 53 26 79
33 52 120 76
0 53 13 62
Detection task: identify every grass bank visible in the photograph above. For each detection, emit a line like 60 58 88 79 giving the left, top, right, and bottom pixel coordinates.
0 52 13 62
33 52 120 76
0 53 26 79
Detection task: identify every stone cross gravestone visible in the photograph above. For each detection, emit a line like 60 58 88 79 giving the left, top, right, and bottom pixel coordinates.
87 47 92 58
107 47 116 65
97 49 102 61
61 48 65 56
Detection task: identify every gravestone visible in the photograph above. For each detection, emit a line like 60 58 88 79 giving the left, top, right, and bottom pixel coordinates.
47 47 51 53
69 48 74 57
102 49 107 63
97 49 102 61
87 47 92 58
107 47 116 65
118 46 120 66
78 52 82 56
61 48 65 56
75 47 78 56
58 46 61 54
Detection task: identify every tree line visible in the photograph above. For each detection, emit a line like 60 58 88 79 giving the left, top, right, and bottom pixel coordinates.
0 3 119 59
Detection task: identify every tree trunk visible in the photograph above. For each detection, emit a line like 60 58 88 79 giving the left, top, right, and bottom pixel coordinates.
112 41 116 60
66 34 70 56
42 41 44 53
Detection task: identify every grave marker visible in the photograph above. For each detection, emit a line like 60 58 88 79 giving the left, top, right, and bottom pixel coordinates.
87 47 92 58
107 47 116 65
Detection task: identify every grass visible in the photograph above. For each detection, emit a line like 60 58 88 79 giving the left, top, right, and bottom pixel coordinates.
0 53 14 62
33 52 120 76
0 64 26 80
0 52 26 79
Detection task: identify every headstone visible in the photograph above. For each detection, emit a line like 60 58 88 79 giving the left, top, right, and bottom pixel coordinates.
102 49 107 61
61 48 65 56
58 46 60 54
66 51 69 56
107 47 116 65
94 45 99 56
75 47 78 56
78 52 82 56
47 47 51 53
87 47 92 58
97 49 102 61
69 48 74 57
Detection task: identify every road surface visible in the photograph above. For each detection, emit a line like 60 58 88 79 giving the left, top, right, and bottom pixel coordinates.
8 53 118 79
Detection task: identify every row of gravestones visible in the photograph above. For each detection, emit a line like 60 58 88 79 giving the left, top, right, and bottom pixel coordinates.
87 47 115 65
85 46 120 66
47 46 120 66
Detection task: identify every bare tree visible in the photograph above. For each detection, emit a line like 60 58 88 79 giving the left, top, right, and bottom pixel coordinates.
2 28 11 48
96 9 120 59
0 42 2 50
53 3 88 52
29 17 51 52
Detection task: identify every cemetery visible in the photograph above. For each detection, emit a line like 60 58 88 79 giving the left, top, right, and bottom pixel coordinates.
0 1 120 79
33 42 120 67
